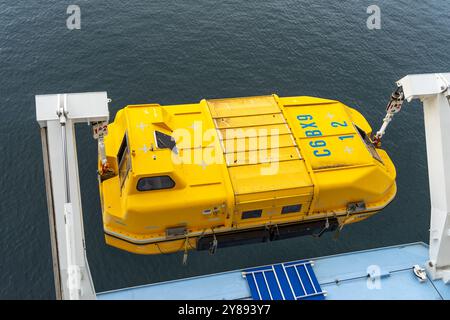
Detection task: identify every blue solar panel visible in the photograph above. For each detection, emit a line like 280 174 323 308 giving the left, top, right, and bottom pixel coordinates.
243 260 325 300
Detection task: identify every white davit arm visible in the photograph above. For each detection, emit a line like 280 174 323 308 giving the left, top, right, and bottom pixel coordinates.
36 92 109 299
397 73 450 284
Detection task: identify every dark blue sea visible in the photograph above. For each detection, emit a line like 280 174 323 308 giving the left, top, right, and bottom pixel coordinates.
0 0 449 298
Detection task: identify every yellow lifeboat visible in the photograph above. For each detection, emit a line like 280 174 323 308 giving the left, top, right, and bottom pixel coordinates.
98 95 396 254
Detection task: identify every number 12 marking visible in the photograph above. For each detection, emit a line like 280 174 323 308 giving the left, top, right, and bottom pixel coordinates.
331 121 348 127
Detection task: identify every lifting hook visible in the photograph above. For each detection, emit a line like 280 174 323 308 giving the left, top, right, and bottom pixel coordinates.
373 86 405 147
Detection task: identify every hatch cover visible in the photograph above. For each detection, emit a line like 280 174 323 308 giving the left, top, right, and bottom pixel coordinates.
243 260 325 300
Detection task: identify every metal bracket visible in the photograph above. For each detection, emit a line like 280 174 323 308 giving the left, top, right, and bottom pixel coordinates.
347 201 366 214
436 73 450 106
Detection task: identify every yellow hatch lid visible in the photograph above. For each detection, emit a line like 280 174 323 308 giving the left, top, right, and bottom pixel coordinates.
206 96 314 213
278 96 378 170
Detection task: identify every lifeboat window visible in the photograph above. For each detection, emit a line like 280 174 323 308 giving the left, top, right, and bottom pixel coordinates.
155 130 177 152
242 209 262 219
281 204 302 214
137 176 175 191
117 133 131 188
355 125 383 163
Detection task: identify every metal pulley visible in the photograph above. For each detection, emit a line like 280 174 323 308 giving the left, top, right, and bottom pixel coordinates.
92 121 114 178
373 86 405 147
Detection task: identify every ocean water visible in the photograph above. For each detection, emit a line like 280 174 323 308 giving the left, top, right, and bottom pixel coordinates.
0 0 449 299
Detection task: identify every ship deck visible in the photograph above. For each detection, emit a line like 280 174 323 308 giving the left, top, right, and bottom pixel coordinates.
97 242 450 300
